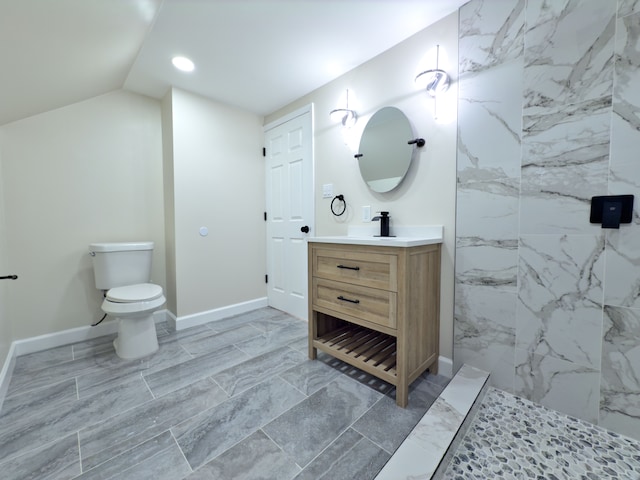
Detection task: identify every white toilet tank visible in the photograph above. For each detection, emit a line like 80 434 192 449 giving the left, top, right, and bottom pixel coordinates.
89 242 154 290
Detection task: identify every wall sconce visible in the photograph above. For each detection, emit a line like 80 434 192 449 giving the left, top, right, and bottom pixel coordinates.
330 89 357 127
415 45 450 96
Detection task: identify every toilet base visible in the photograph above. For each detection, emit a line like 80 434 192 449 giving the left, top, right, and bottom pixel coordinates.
113 313 159 360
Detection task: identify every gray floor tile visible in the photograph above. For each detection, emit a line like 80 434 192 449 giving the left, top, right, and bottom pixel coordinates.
187 430 300 480
80 377 227 471
234 321 307 357
293 428 390 480
205 307 283 332
12 345 73 375
157 324 215 346
7 348 144 397
181 323 263 356
212 347 306 396
249 314 305 333
278 358 342 396
0 433 80 480
76 341 193 398
0 376 152 464
72 334 117 360
77 430 190 480
287 336 309 353
262 375 382 467
0 378 77 423
173 376 306 470
143 344 249 397
352 378 445 453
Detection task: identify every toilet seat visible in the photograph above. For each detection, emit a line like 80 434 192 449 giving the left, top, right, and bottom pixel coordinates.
102 283 165 315
107 283 163 303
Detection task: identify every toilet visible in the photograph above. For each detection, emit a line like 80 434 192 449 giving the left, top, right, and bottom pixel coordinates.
89 241 166 359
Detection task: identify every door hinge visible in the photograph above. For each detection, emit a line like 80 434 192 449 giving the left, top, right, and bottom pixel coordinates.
264 211 267 221
263 147 266 157
265 274 268 283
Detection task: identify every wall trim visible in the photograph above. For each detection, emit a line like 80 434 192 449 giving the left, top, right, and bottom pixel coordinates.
0 343 16 412
438 355 454 378
174 297 269 331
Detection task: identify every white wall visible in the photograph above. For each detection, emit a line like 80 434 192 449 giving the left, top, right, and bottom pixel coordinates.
265 12 459 360
167 88 266 318
0 90 165 340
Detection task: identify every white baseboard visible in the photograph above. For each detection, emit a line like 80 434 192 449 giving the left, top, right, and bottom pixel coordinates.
438 355 454 378
174 297 268 331
0 343 16 412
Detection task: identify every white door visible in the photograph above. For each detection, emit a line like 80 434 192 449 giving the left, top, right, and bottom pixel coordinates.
264 106 313 320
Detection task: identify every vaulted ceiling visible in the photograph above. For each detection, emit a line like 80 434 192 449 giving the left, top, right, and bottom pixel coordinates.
0 0 467 126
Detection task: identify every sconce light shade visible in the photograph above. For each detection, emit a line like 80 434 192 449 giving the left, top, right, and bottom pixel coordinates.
329 108 358 127
415 68 450 97
330 89 357 127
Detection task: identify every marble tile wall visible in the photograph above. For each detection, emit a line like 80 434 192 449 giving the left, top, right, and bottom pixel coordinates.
454 0 640 440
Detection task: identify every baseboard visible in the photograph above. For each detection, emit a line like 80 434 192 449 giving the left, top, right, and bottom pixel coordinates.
0 343 16 412
438 355 453 379
174 297 268 331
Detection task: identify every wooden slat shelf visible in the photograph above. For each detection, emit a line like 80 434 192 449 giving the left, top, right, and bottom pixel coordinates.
314 324 397 382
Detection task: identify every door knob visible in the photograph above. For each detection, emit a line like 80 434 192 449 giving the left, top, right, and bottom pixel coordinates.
300 226 310 233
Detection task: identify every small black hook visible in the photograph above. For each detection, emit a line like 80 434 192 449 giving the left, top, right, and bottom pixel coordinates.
408 138 426 147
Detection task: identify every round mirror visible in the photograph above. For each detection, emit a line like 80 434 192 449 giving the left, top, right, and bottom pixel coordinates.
357 107 415 193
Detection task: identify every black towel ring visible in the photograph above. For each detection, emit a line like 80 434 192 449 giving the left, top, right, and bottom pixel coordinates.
331 194 346 216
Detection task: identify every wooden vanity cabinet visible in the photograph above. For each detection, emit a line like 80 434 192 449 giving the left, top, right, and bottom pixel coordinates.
308 241 441 407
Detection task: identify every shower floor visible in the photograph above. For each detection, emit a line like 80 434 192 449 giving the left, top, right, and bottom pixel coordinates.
439 387 640 479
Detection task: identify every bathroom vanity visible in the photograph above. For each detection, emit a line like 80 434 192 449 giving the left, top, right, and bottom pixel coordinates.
308 231 442 407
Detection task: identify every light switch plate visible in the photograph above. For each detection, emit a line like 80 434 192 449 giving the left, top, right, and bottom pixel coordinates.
362 205 371 222
322 183 333 198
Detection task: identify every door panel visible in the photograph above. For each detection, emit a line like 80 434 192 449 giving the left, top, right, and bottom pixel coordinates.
265 108 313 320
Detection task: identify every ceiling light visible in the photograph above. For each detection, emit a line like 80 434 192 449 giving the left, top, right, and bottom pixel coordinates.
172 56 195 72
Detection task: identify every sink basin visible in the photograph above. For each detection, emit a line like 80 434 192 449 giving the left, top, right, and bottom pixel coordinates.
308 226 443 248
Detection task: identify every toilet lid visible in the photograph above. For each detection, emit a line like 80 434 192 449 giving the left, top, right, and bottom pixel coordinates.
107 283 163 303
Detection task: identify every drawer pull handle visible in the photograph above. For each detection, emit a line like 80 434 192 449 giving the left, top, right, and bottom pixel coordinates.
337 264 360 271
337 295 360 304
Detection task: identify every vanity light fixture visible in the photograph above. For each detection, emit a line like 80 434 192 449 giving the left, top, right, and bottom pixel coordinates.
415 45 450 96
329 89 358 127
172 56 195 72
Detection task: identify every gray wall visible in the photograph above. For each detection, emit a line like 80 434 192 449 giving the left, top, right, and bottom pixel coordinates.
455 0 640 441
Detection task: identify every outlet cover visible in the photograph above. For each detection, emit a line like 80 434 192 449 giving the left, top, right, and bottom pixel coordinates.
322 183 333 198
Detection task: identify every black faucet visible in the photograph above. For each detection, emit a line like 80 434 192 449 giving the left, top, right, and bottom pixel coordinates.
372 211 390 237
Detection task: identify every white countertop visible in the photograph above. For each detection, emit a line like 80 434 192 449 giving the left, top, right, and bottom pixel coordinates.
309 225 443 248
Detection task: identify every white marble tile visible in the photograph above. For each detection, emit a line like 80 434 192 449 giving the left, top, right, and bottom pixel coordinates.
374 365 489 480
517 234 605 369
603 227 640 308
456 174 519 239
618 0 640 18
455 237 518 290
457 62 523 177
458 0 524 77
454 284 516 391
523 0 615 115
520 107 611 234
599 306 640 441
514 348 600 423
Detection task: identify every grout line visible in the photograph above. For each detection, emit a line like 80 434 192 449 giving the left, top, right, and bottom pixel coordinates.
170 430 194 474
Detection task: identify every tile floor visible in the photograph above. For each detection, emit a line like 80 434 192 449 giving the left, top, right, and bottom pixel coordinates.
440 387 640 479
0 307 448 480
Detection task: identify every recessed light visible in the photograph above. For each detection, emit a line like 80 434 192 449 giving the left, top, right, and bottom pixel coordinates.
172 56 195 72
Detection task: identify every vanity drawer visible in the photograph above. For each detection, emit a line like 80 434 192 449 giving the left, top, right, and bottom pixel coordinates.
312 277 397 329
312 246 398 291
